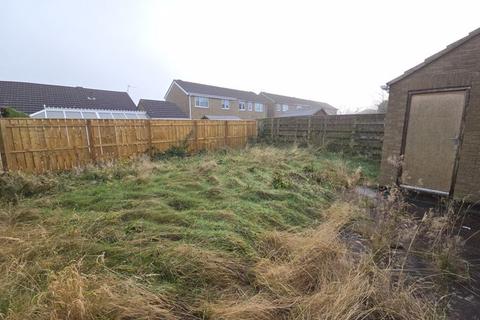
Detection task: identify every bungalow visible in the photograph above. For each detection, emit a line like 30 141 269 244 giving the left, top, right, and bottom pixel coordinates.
137 99 188 119
260 92 337 118
0 80 147 119
164 80 269 120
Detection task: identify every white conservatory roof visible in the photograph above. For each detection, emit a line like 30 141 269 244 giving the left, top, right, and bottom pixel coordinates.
30 107 149 120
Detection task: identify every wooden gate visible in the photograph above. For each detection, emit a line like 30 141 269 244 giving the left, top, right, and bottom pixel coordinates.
400 90 467 195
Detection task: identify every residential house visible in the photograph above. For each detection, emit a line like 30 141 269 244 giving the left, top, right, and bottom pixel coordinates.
138 99 188 119
260 92 337 118
0 80 147 119
357 108 379 114
164 80 269 120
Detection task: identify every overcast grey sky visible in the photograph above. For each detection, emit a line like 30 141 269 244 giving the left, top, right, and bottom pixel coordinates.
1 0 479 112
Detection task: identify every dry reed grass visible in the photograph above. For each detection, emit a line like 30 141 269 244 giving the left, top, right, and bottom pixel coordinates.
210 201 440 320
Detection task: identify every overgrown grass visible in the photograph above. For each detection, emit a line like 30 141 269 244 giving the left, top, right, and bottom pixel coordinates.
0 145 453 319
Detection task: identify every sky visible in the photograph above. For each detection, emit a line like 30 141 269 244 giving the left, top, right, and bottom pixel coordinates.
1 0 479 113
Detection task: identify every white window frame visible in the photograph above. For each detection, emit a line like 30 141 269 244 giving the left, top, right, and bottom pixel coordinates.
282 104 289 112
276 104 281 112
30 107 148 119
221 99 230 110
255 103 263 112
239 101 246 111
194 96 209 108
247 102 253 111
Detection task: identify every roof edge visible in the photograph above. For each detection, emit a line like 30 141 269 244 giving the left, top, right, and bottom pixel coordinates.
260 91 338 111
387 27 480 86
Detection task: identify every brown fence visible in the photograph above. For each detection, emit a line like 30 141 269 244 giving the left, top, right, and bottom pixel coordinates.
0 118 257 173
258 114 385 157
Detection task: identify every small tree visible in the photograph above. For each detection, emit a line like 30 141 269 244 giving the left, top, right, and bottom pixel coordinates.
375 85 389 113
377 100 388 113
0 107 29 118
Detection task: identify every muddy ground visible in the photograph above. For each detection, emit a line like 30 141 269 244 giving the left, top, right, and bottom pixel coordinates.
409 195 480 320
356 187 480 319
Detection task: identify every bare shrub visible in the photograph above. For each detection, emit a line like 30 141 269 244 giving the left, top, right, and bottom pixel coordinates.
420 205 469 282
0 172 58 203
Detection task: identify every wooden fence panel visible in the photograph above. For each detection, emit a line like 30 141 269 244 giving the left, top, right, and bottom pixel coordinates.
0 118 257 173
258 114 385 158
0 118 91 172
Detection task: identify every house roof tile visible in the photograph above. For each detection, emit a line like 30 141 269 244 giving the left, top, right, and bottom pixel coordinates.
260 92 337 115
173 80 269 104
138 99 188 119
0 80 137 114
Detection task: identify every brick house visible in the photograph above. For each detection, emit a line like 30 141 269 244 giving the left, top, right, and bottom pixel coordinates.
379 27 480 201
260 92 337 118
164 80 269 120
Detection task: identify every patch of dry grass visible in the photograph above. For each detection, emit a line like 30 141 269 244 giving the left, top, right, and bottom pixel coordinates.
0 146 455 320
209 201 442 320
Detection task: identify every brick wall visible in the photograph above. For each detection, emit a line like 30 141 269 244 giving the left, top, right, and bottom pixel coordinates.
189 96 267 119
165 84 190 117
165 83 268 120
380 33 480 201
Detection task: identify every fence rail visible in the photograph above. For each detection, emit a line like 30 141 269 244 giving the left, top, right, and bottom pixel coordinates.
0 118 257 173
258 114 385 157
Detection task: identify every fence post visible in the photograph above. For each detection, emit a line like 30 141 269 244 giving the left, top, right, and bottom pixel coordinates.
270 118 274 140
322 116 327 147
307 117 312 143
224 121 229 147
0 120 9 171
276 118 280 143
147 120 153 156
294 118 298 144
351 117 357 150
86 119 96 163
112 121 120 158
193 120 199 152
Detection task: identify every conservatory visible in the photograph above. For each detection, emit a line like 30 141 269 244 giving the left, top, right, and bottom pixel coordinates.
30 107 149 120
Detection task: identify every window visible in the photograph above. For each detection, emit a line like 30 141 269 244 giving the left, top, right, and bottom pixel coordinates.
239 101 246 111
136 113 148 119
45 110 64 118
98 112 114 119
255 103 264 112
195 96 209 108
125 113 138 119
296 105 303 110
31 108 148 119
247 102 253 111
65 111 82 119
82 112 97 119
276 104 281 112
221 99 230 110
113 113 127 119
282 104 289 112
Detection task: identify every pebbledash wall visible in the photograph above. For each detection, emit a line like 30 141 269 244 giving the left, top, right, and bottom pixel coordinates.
380 30 480 201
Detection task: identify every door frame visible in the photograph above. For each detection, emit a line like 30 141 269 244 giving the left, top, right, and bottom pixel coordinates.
397 86 471 197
